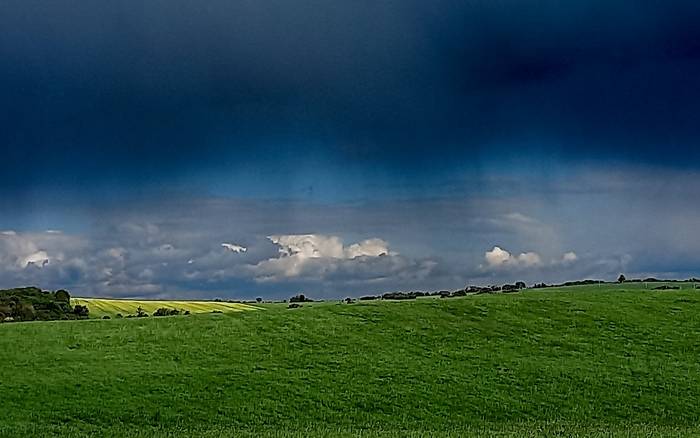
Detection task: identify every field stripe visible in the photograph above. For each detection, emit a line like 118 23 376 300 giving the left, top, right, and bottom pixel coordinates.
71 298 260 317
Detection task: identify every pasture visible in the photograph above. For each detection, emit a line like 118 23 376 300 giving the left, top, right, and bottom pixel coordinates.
2 284 700 437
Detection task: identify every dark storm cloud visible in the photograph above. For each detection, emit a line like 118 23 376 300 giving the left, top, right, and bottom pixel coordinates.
3 1 700 194
3 2 700 296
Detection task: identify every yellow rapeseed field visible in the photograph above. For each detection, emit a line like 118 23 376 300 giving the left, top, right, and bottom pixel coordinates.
71 298 260 317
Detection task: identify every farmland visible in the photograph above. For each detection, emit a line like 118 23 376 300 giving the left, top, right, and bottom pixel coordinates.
2 284 700 437
70 297 260 318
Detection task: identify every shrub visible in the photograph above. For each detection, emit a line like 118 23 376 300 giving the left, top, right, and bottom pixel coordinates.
288 303 301 309
54 289 70 302
383 292 420 300
73 304 89 319
16 303 37 321
102 315 111 319
116 313 123 318
154 307 180 317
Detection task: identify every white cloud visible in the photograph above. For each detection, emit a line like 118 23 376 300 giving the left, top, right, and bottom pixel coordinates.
562 251 578 263
483 246 542 269
516 251 542 267
345 238 392 258
268 235 344 259
22 250 50 268
222 243 247 253
484 246 512 266
483 246 582 272
0 232 52 269
253 234 396 280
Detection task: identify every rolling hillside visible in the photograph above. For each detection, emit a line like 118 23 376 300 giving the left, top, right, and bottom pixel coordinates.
2 285 700 437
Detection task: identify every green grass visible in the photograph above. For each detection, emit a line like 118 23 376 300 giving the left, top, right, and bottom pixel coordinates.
71 298 260 318
3 285 700 437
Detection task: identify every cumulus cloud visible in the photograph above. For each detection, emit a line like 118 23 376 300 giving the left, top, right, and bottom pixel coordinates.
253 234 397 280
345 238 393 258
268 234 393 260
21 250 50 268
482 246 581 272
222 243 247 253
484 246 542 269
562 251 578 263
0 231 55 269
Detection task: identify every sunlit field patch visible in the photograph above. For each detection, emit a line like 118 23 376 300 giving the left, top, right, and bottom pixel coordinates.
71 298 260 317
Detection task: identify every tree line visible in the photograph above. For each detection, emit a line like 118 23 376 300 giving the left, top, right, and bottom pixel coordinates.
0 287 88 322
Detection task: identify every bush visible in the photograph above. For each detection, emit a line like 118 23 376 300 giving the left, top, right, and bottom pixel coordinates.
73 304 89 319
288 303 302 309
102 315 111 319
383 292 421 300
290 294 313 303
116 313 123 318
54 289 70 302
154 307 181 317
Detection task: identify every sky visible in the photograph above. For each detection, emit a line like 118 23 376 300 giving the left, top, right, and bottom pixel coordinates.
2 1 700 299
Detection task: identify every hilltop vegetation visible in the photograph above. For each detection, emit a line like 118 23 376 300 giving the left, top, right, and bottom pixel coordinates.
0 286 88 322
2 285 700 437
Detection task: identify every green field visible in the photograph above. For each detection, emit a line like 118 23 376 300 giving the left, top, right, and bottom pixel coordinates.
3 285 700 437
71 298 261 318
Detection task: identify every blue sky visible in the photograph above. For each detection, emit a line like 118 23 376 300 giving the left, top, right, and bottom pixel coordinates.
2 1 700 298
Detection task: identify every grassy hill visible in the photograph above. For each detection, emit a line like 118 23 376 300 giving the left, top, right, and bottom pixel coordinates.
2 285 700 437
71 297 260 318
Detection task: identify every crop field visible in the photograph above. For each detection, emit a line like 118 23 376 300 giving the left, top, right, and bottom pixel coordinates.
71 298 261 318
3 284 700 437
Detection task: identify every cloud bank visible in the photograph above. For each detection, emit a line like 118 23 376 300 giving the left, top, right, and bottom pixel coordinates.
1 167 700 298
